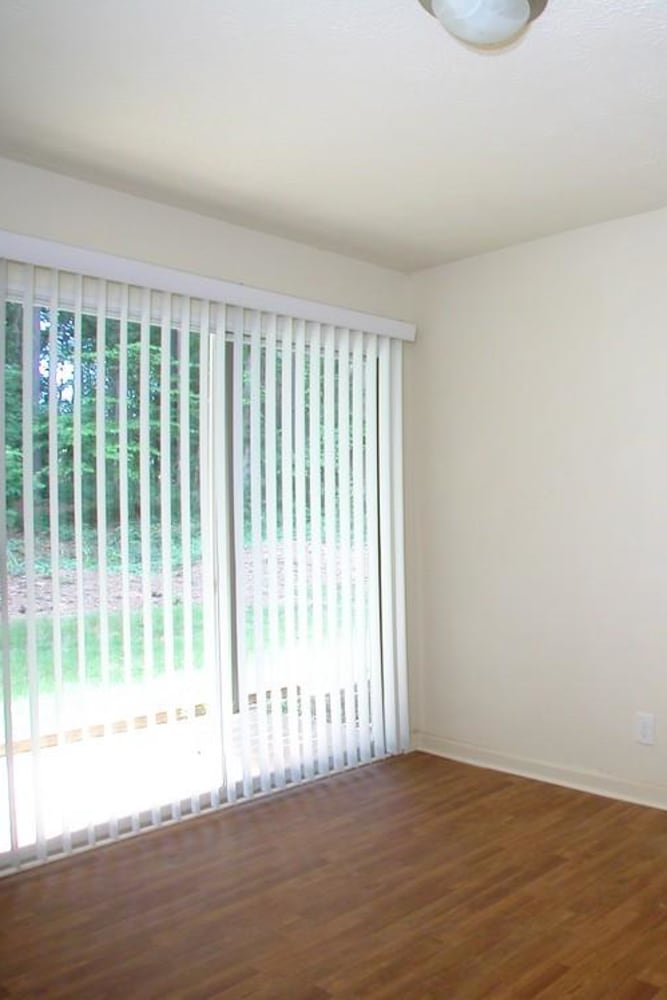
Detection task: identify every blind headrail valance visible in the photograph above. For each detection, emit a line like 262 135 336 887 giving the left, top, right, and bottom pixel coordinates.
0 230 416 343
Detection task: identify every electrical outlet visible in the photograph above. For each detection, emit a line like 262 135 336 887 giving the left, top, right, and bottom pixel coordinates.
635 711 656 746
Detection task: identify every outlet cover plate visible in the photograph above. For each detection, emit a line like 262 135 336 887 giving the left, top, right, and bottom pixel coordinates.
635 711 656 746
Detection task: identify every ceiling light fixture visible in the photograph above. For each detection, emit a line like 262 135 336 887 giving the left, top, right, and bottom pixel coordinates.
417 0 549 48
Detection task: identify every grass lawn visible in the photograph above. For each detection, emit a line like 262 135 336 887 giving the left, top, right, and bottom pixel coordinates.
5 602 291 700
7 604 207 699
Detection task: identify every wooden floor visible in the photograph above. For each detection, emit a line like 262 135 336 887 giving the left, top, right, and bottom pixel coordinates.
2 753 667 999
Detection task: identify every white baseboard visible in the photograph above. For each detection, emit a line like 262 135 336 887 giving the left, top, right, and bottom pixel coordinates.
413 730 667 812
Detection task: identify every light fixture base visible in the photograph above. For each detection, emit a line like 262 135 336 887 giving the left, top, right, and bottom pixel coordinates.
417 0 546 20
417 0 548 34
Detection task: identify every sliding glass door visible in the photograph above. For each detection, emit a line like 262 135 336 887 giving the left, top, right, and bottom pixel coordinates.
1 275 222 864
224 313 386 795
0 252 408 874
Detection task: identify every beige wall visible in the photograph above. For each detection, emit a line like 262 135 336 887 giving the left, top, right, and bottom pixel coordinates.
407 206 667 806
0 156 414 321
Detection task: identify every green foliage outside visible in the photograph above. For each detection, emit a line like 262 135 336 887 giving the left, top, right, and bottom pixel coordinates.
7 602 287 700
3 299 365 706
8 604 205 699
4 302 202 538
5 523 202 577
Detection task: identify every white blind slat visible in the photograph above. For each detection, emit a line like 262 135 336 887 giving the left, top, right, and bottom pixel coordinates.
209 309 236 806
378 336 398 754
21 266 44 857
352 332 371 763
178 300 196 818
293 320 314 780
248 311 271 792
231 311 254 798
71 275 96 848
159 294 177 820
337 329 357 767
391 340 410 752
323 326 343 771
138 288 160 828
117 285 139 834
264 314 286 788
280 318 302 783
308 325 330 776
364 335 384 759
95 281 119 839
47 274 71 852
0 259 19 859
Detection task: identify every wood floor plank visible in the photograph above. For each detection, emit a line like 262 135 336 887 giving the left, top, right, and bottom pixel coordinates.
2 752 667 998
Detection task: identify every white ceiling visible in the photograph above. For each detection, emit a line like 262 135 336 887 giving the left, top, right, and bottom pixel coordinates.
1 0 666 272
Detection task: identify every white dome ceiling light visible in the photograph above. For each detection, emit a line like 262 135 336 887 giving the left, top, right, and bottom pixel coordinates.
417 0 549 48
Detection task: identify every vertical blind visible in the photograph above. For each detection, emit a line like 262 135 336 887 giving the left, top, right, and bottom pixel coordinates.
0 245 410 874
